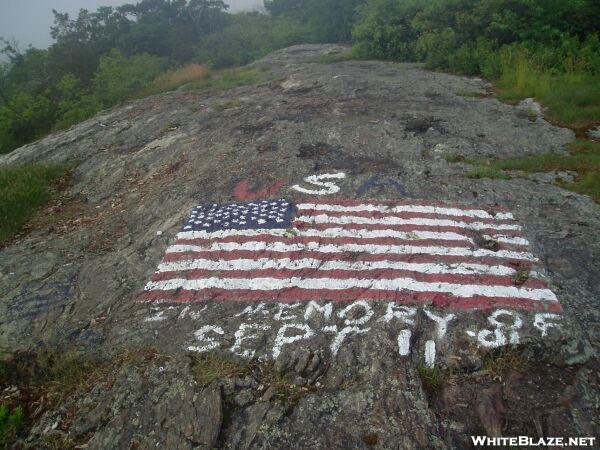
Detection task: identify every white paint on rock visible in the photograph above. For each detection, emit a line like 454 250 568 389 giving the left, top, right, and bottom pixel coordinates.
144 277 558 302
165 241 536 261
424 309 456 340
296 214 522 232
533 313 562 337
425 340 436 368
157 258 524 277
273 323 315 359
304 301 333 321
297 202 515 220
381 304 417 324
467 309 523 348
291 172 346 195
188 325 225 353
274 303 302 321
231 323 270 358
329 325 371 356
398 329 412 356
338 300 374 325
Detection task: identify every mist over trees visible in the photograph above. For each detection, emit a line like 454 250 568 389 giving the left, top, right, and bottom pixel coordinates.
1 0 598 154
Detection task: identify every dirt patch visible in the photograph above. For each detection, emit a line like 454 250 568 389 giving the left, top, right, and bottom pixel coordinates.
297 143 332 158
424 348 588 448
238 122 274 135
405 116 444 134
257 142 278 153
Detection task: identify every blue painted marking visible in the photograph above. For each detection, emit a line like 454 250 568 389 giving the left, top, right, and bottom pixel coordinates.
356 176 407 196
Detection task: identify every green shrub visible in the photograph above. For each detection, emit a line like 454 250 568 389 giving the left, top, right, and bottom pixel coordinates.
0 404 25 446
195 13 310 69
0 164 68 245
92 49 168 106
352 0 421 61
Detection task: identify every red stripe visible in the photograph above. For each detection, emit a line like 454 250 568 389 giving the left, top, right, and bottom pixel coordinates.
297 208 517 224
175 235 479 249
161 249 530 267
136 288 562 312
301 198 512 214
150 267 548 289
293 221 525 238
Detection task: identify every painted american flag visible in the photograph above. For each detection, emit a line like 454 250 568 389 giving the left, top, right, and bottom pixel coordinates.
138 198 561 312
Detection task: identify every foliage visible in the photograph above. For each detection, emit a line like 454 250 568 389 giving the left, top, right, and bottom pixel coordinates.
416 362 442 393
137 63 210 97
352 0 423 61
483 346 528 375
466 165 512 180
92 49 167 105
304 51 356 64
353 0 600 76
494 50 600 126
448 140 600 203
1 0 598 156
194 12 310 68
265 0 366 43
0 164 68 245
185 66 272 92
352 0 599 135
0 0 364 154
190 352 250 386
212 100 242 111
0 404 25 446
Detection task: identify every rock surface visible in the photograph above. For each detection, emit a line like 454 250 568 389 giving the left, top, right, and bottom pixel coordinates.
1 44 598 448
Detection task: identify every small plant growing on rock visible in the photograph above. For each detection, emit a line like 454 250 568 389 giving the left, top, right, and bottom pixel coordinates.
483 347 528 377
190 352 250 387
417 362 442 394
0 403 24 446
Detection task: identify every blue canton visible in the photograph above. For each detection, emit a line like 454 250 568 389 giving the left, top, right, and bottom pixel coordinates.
182 199 294 232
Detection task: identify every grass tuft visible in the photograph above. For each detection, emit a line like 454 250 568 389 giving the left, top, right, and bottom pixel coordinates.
0 404 25 447
190 352 250 387
186 67 271 93
417 362 442 393
444 154 478 164
212 100 242 112
446 140 600 202
304 52 355 64
455 90 489 98
483 346 528 375
0 163 70 246
495 55 600 128
137 63 210 97
466 166 511 180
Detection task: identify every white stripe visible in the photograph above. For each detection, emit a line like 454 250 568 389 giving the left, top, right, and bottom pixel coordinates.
144 277 557 302
484 235 530 246
297 203 514 220
156 258 520 276
297 215 521 231
165 241 536 260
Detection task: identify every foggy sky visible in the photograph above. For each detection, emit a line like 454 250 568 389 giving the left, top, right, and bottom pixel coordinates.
0 0 264 50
